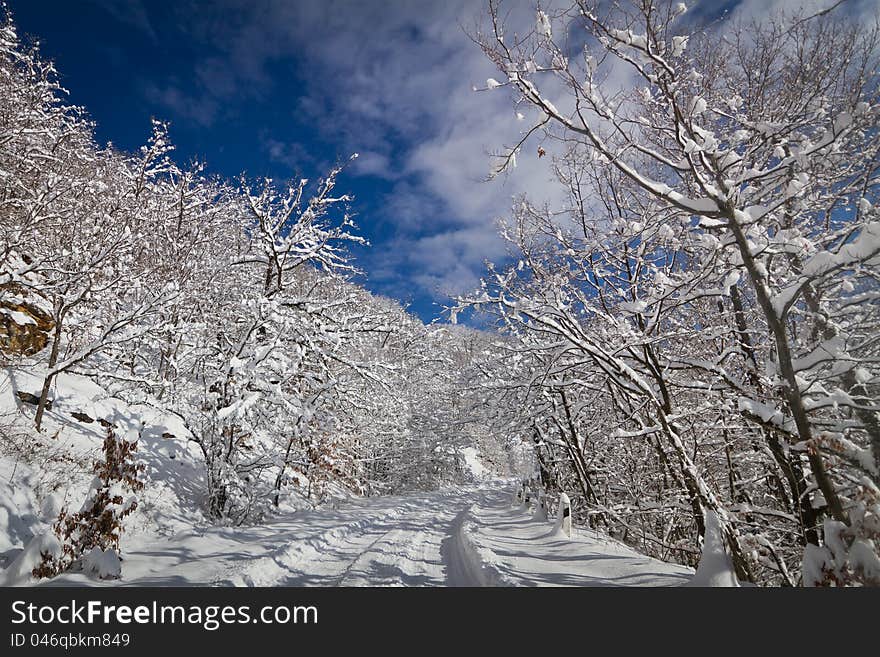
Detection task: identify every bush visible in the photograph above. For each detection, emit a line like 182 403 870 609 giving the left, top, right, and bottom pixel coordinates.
33 425 144 579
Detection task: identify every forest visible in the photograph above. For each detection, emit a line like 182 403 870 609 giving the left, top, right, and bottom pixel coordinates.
1 0 878 587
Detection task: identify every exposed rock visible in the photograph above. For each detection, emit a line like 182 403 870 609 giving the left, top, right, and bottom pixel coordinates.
71 411 94 423
0 282 54 357
16 391 50 409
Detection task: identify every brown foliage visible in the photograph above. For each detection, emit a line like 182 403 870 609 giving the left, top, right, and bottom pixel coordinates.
33 425 145 579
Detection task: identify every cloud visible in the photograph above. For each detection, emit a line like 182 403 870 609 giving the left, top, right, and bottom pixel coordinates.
731 0 879 22
261 136 319 173
142 82 219 127
351 151 398 180
407 227 511 297
132 0 878 314
361 223 512 303
88 0 157 42
122 1 608 311
160 1 554 299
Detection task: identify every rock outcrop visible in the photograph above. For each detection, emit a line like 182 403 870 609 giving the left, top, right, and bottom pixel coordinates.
0 252 55 357
0 282 54 356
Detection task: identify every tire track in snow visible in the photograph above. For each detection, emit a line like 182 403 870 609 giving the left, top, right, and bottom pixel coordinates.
112 486 510 587
334 527 434 586
218 506 405 586
441 504 512 587
335 492 472 586
228 489 485 587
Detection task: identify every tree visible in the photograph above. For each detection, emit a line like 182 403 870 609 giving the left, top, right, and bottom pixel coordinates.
466 0 880 584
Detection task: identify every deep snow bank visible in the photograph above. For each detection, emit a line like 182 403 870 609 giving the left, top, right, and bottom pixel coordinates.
0 366 207 584
462 490 694 587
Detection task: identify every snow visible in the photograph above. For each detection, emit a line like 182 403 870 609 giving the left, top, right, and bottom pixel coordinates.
552 492 572 538
802 543 830 586
463 490 692 586
40 493 62 522
536 11 552 39
0 531 62 586
802 222 880 278
0 366 207 567
81 547 121 580
671 35 688 56
698 217 727 228
0 473 42 554
7 485 693 587
460 446 488 478
685 512 740 587
737 397 793 431
849 540 880 581
771 222 880 316
532 491 547 521
10 3 878 590
802 518 880 585
0 308 36 325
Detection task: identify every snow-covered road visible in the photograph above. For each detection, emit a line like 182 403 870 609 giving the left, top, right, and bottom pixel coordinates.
47 487 693 587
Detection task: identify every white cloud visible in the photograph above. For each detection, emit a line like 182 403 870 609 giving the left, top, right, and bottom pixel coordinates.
89 0 157 42
175 0 565 303
731 0 879 21
142 82 219 127
365 225 512 301
151 0 878 309
261 137 320 172
350 151 398 180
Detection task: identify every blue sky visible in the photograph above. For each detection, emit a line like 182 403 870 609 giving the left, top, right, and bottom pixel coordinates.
7 0 546 323
6 0 872 322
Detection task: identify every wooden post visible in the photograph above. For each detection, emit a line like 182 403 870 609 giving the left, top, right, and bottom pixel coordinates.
532 490 548 521
554 493 571 537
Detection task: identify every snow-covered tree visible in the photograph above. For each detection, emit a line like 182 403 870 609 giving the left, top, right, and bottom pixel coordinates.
0 7 511 543
464 0 880 585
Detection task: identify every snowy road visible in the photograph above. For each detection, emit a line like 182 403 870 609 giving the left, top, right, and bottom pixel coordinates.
47 486 692 587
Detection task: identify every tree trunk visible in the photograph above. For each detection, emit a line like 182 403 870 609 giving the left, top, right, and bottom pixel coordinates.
655 409 755 583
273 436 297 507
724 208 846 527
727 285 819 544
34 314 63 432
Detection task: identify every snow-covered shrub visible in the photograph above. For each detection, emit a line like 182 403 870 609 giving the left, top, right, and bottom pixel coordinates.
81 546 122 580
0 531 63 585
803 482 880 586
33 425 144 579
